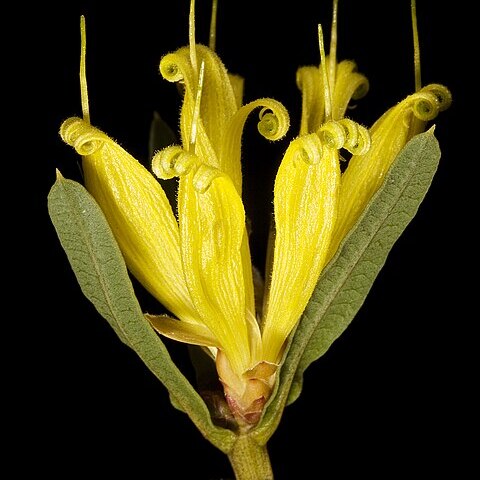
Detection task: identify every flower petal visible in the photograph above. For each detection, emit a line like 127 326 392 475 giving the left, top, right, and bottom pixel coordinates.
328 85 451 259
331 60 369 120
296 59 368 135
177 166 253 375
60 117 198 324
146 314 220 348
220 98 290 192
159 45 239 176
262 133 340 363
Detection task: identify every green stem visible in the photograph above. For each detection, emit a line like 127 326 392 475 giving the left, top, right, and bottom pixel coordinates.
227 434 273 480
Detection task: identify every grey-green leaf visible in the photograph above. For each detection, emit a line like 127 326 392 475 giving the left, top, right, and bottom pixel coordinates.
254 129 441 444
47 173 236 452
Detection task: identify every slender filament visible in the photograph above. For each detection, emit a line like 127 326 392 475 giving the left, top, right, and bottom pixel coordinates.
80 15 90 124
190 60 205 151
411 0 422 91
209 0 218 51
189 0 198 75
328 0 339 93
318 24 332 121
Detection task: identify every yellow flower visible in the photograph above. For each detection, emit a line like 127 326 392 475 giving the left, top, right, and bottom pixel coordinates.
327 0 452 259
296 1 369 134
59 0 450 430
328 83 452 258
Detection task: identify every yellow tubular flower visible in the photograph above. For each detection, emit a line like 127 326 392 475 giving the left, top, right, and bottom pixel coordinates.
252 15 370 367
152 145 253 376
59 118 201 326
296 0 369 135
261 133 340 364
159 45 289 195
297 59 369 135
328 84 452 258
327 0 453 259
260 19 371 369
160 45 238 184
59 18 200 325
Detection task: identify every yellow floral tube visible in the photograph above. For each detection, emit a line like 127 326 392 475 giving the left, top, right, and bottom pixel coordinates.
261 133 341 364
178 164 252 377
328 83 452 258
159 45 239 184
60 118 200 326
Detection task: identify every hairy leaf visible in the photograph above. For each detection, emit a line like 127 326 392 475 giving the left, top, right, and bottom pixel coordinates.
47 173 236 452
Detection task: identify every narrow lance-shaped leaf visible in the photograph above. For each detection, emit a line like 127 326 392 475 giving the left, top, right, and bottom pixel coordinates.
47 173 236 452
253 129 441 444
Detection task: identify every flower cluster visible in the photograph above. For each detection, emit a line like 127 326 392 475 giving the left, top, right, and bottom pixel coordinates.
60 1 450 430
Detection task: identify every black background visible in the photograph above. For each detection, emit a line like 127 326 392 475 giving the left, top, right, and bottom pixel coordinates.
21 0 473 478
